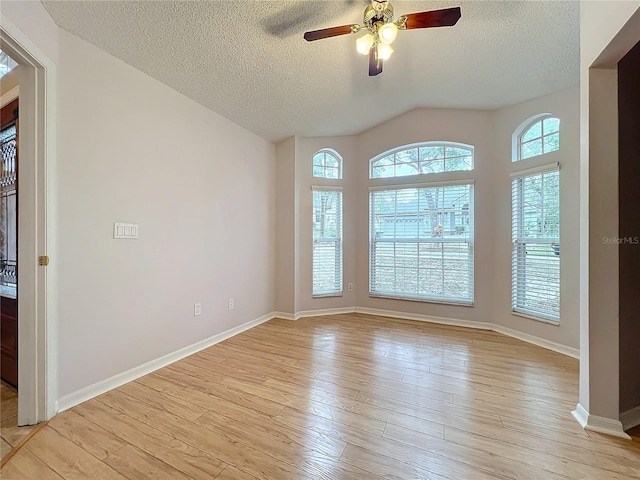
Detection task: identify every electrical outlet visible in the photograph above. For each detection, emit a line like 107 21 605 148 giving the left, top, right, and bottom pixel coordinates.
228 298 234 310
348 283 353 292
194 303 201 316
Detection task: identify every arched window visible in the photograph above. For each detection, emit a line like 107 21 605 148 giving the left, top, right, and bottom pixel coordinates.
369 142 475 305
511 114 560 322
515 115 560 161
370 142 473 178
313 149 342 179
312 149 343 296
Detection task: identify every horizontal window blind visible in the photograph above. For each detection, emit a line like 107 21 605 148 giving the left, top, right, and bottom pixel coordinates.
511 168 560 321
370 184 474 304
313 189 343 296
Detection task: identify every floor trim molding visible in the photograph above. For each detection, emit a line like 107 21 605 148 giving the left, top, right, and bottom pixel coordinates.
353 307 579 359
56 307 580 417
621 404 640 431
294 307 356 320
572 403 631 439
354 306 494 331
492 324 579 359
56 312 274 413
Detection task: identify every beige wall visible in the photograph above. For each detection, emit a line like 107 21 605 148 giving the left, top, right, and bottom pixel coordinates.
3 0 277 402
493 86 580 349
280 88 580 350
297 136 357 312
275 137 296 313
54 29 276 397
578 0 640 427
354 109 496 323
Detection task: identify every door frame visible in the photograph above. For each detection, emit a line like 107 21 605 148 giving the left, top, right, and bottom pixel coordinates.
1 17 57 423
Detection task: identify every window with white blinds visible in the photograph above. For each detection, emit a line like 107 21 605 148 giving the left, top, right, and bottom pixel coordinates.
511 167 560 321
370 183 474 304
313 188 343 296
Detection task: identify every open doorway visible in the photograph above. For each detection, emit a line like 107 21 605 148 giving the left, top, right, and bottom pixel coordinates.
0 18 56 443
0 54 35 461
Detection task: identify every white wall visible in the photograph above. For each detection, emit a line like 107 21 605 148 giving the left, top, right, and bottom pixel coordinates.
0 1 59 64
493 86 580 349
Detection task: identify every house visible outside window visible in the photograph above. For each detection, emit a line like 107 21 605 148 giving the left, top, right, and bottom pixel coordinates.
312 149 343 297
511 115 560 322
369 143 474 305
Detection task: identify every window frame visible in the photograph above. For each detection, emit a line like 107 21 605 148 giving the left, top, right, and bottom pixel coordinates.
312 186 343 297
369 141 474 179
510 165 560 323
313 149 342 180
513 114 560 162
311 148 344 298
368 142 475 306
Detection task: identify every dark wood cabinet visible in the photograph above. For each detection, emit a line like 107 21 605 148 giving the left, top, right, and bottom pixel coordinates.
1 296 18 387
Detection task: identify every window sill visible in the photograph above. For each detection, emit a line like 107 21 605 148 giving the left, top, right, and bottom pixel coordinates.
511 309 559 325
370 293 474 307
312 293 343 299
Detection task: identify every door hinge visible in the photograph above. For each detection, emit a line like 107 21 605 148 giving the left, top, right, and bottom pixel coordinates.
39 256 49 266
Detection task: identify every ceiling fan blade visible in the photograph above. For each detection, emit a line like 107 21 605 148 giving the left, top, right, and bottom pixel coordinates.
304 24 359 41
369 45 382 76
399 7 461 30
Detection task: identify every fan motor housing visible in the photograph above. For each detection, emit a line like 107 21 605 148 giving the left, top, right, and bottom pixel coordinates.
363 2 394 28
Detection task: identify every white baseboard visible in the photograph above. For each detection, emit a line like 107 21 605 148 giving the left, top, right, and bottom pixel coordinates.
354 306 494 331
352 306 578 359
572 403 631 439
272 311 296 321
56 312 275 413
621 404 640 431
492 325 579 359
572 403 589 428
294 307 356 320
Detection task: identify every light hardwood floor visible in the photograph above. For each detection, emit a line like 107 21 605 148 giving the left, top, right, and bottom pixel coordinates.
2 313 640 479
1 382 39 463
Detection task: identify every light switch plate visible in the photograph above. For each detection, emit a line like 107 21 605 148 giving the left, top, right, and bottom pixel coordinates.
114 222 139 239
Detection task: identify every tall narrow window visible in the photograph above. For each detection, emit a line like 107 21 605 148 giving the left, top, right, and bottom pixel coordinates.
512 114 561 322
312 188 342 296
369 142 474 305
511 168 560 321
312 149 343 296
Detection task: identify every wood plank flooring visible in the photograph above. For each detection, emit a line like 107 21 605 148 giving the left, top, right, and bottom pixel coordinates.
2 313 640 479
1 382 39 464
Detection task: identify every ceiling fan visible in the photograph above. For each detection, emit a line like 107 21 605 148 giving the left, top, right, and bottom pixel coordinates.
304 0 461 76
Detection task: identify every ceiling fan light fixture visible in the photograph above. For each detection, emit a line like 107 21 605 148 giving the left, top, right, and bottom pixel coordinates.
356 33 375 55
377 43 393 60
378 22 398 44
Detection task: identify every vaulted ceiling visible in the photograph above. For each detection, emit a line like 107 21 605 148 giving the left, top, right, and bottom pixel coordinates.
41 1 580 143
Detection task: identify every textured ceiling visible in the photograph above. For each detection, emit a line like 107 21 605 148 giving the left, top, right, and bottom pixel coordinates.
41 1 580 143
